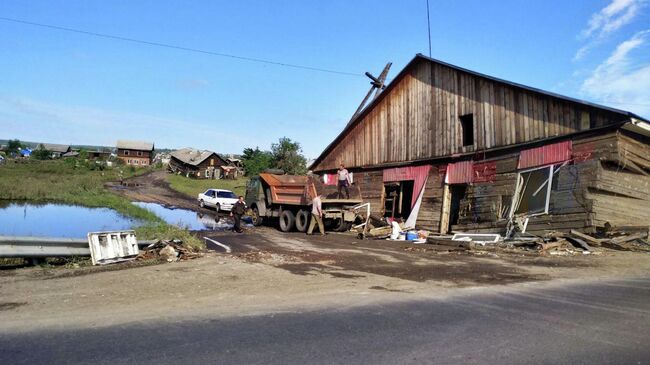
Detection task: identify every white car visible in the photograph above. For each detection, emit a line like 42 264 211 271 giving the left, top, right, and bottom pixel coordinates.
197 189 239 212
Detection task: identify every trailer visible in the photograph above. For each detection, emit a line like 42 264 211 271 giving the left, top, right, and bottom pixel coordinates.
245 172 364 232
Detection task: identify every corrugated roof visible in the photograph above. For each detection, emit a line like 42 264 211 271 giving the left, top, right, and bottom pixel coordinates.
116 140 154 151
170 148 222 166
38 143 71 153
310 53 648 171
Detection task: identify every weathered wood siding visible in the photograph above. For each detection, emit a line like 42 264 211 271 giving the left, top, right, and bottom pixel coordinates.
313 58 629 172
348 132 649 234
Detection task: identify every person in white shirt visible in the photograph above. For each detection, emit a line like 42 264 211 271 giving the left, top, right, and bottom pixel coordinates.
337 164 351 199
307 194 325 235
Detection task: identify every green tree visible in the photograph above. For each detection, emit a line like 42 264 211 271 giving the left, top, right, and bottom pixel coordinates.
7 139 23 154
270 137 307 175
31 148 51 160
241 147 273 176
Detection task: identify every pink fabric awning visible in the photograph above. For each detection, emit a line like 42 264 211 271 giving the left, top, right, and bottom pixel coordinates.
383 165 431 208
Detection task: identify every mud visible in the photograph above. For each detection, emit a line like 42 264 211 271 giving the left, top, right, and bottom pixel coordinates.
204 229 559 285
108 170 215 214
0 302 27 311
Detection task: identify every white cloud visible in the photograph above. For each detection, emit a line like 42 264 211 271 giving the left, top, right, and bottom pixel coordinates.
175 79 210 91
574 0 645 60
581 0 642 39
580 30 650 116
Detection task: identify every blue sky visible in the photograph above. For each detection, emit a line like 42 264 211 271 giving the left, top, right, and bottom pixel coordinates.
1 0 648 158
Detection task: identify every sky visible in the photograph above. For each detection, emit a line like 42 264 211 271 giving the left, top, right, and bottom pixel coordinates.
0 0 648 158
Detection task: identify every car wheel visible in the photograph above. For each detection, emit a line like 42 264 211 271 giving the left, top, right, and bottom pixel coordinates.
199 200 205 208
215 203 221 212
295 209 310 232
252 206 264 226
279 210 295 232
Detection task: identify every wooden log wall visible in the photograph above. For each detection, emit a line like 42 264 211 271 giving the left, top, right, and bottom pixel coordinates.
313 58 629 172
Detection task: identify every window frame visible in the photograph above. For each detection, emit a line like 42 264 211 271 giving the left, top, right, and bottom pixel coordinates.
509 164 554 218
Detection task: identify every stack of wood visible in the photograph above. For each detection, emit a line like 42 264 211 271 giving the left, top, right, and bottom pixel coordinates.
136 240 202 262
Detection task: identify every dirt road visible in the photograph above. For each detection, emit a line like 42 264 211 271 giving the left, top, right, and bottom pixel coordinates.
2 170 646 333
108 170 209 213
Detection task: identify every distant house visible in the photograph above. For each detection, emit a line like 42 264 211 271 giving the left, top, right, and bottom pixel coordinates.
87 150 111 160
226 156 245 178
153 152 171 165
116 140 154 167
169 148 228 179
36 143 71 158
62 151 80 158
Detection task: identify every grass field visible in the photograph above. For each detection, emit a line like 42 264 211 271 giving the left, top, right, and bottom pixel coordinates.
167 174 249 197
0 160 203 248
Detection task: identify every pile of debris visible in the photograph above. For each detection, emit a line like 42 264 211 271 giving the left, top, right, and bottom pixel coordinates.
136 240 202 262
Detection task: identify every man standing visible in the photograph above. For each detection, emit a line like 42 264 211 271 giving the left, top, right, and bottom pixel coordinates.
337 163 351 199
230 196 246 233
307 194 325 236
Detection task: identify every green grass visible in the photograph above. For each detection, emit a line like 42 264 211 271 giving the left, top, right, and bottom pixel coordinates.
0 159 161 222
167 174 249 197
0 160 204 249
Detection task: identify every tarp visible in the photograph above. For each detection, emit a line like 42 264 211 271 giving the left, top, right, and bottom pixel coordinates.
518 141 572 169
383 165 431 209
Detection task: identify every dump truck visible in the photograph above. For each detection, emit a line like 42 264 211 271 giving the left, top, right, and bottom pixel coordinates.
245 172 364 232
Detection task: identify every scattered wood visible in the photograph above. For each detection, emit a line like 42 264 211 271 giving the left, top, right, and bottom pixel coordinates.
136 240 202 262
569 230 603 246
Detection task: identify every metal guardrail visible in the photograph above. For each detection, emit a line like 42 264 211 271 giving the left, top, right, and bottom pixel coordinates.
0 236 156 258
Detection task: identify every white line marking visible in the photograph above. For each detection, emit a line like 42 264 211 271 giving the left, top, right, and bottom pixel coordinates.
203 237 232 253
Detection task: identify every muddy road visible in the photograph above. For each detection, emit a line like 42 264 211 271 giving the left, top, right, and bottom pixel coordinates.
108 170 212 213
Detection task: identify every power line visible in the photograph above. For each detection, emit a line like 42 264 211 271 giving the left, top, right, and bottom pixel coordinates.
0 16 365 78
425 0 432 57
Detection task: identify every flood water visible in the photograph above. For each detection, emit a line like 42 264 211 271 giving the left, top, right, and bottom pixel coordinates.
132 202 237 231
0 202 139 238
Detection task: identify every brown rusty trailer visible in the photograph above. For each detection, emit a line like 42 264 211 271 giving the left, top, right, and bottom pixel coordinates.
245 172 364 232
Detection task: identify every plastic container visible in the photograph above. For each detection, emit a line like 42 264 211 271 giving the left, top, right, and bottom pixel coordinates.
405 231 418 241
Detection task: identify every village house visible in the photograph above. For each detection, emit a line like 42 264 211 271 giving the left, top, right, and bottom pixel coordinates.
36 143 71 159
168 148 228 179
116 140 154 167
310 54 650 236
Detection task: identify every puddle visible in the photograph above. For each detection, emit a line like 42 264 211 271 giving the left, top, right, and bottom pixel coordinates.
0 202 139 238
133 202 252 231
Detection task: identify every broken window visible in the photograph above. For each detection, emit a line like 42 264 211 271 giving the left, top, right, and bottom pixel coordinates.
460 114 474 146
510 165 554 216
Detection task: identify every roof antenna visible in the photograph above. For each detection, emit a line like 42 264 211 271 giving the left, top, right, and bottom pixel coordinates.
426 0 432 57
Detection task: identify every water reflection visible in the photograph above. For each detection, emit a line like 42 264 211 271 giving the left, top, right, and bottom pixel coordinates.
0 202 138 238
132 202 239 231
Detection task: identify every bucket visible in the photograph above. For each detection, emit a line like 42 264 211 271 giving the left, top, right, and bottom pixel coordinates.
405 231 418 241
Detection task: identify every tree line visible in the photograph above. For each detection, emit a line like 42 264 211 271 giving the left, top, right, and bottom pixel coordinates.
241 137 308 176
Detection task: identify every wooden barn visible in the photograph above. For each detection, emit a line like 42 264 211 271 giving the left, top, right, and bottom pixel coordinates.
168 148 228 179
310 54 650 235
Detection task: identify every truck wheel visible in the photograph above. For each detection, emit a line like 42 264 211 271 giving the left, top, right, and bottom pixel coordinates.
279 210 295 232
334 218 352 232
252 207 264 226
295 210 310 232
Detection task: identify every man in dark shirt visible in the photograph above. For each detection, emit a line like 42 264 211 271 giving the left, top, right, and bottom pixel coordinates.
230 196 247 233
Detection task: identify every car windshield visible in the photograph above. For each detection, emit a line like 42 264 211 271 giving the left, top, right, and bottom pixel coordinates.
217 191 238 199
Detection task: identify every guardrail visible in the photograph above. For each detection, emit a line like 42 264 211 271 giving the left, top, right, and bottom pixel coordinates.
0 236 156 258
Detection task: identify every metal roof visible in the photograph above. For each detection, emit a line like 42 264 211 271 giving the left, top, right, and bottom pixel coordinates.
116 140 154 151
170 148 223 166
310 53 648 170
37 143 71 153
